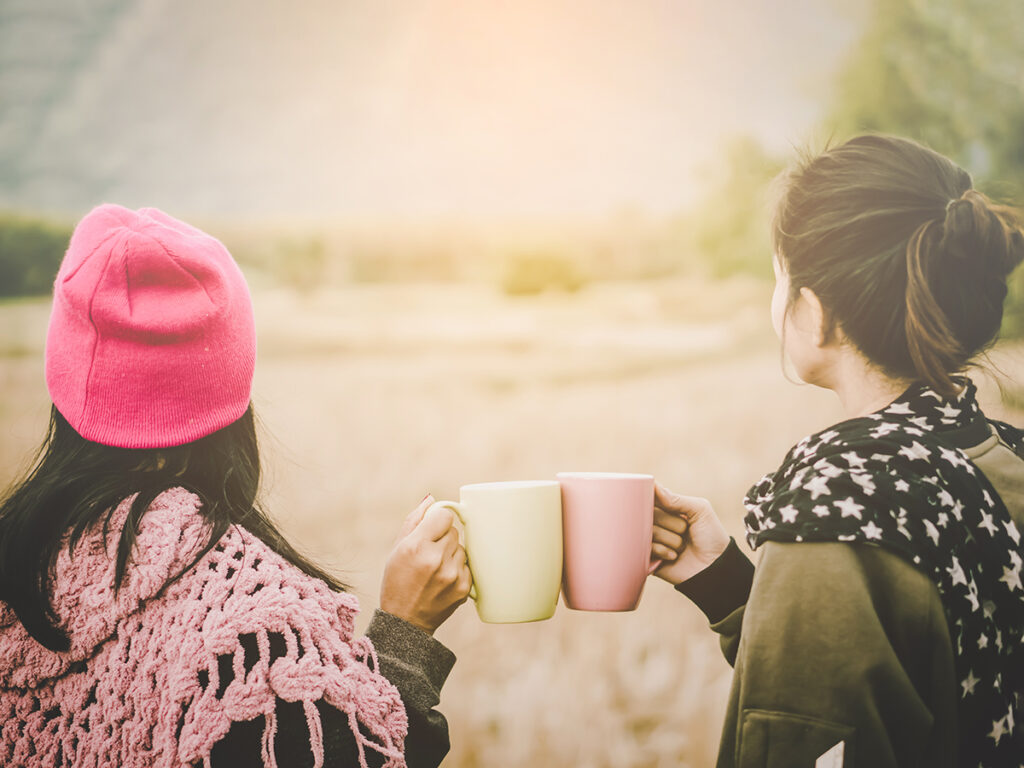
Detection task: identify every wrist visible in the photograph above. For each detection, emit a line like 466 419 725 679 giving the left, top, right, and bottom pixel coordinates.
674 538 754 624
378 598 437 636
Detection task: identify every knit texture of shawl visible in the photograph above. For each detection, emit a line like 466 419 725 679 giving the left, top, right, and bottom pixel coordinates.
743 379 1024 766
0 487 408 768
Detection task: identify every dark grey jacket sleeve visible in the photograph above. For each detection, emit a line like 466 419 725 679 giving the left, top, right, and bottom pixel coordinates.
365 609 457 768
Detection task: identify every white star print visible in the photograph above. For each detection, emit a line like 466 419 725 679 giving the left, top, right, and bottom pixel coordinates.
886 402 914 415
779 504 799 523
950 500 964 521
937 489 954 507
870 423 900 439
804 475 831 500
898 441 931 461
961 669 980 697
982 601 995 619
850 472 876 495
999 562 1022 592
909 416 930 429
939 446 966 468
995 630 1003 651
894 479 910 493
818 430 839 443
789 468 808 491
982 490 994 507
861 521 883 540
924 519 941 546
977 633 988 649
841 452 867 469
813 460 843 478
812 505 831 517
965 586 980 612
937 403 961 419
947 557 968 587
937 512 949 527
1004 520 1021 545
834 497 864 519
979 511 999 536
988 715 1008 745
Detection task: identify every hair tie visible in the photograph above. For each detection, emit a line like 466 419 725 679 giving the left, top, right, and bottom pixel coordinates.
945 198 958 214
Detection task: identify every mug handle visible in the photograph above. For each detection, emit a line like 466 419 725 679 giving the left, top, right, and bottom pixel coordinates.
426 500 478 600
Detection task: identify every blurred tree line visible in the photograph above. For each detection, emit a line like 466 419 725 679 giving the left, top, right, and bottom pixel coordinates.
2 0 1023 334
0 213 71 298
695 0 1024 334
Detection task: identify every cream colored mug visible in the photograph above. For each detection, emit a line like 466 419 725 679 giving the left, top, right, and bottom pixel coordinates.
427 480 563 623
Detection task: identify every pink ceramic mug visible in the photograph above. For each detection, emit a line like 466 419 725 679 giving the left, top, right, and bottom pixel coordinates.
558 472 659 611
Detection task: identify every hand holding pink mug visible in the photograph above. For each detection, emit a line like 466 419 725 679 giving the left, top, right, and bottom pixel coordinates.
558 472 660 611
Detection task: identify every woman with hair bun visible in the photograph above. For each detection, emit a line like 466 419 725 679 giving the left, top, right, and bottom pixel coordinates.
652 135 1024 767
0 205 470 767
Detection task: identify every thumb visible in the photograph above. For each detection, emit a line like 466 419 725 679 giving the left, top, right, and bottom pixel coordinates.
398 494 434 540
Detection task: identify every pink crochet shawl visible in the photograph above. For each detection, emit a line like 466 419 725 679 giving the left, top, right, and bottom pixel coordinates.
0 488 408 767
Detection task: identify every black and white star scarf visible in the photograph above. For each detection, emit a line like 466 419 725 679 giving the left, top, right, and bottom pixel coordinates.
743 379 1024 767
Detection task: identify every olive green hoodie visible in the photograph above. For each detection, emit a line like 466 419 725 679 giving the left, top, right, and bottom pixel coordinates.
679 427 1023 767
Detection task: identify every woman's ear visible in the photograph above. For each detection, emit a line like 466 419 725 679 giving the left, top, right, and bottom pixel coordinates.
798 286 831 347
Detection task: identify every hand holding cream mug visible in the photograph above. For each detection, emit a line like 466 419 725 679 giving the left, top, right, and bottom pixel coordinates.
426 481 563 624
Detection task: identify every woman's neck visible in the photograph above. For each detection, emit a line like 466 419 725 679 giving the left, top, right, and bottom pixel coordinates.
824 350 913 419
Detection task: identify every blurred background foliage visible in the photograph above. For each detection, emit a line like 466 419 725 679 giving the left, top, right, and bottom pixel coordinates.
0 213 73 298
2 0 1022 327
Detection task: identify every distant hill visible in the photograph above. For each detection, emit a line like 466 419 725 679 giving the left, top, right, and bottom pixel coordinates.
0 0 858 220
0 0 392 218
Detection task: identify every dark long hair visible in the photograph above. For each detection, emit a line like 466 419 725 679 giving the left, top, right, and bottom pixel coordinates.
773 134 1024 395
0 404 345 652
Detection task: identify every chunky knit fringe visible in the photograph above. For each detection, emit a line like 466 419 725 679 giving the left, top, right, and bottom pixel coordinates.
0 488 408 767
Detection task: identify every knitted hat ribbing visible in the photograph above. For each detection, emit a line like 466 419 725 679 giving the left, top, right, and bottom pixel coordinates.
45 204 256 449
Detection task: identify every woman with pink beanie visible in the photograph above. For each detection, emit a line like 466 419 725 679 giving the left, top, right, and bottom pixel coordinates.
0 205 470 768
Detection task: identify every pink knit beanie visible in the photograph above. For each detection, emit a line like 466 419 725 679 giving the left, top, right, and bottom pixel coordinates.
45 204 256 449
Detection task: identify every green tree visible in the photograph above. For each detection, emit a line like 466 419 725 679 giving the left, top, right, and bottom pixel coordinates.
826 0 1024 335
0 214 72 298
686 137 785 278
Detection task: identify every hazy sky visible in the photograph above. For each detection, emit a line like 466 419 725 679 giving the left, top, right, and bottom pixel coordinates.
2 0 862 218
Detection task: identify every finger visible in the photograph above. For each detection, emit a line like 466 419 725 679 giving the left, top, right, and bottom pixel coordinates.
454 562 473 597
652 525 684 552
652 542 679 562
439 527 460 562
414 504 457 542
398 495 434 539
654 507 689 536
654 483 708 520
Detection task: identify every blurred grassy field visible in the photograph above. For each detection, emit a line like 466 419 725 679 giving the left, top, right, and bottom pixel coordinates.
2 277 1022 767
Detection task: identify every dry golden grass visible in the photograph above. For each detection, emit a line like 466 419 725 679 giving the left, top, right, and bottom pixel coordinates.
2 278 1022 767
